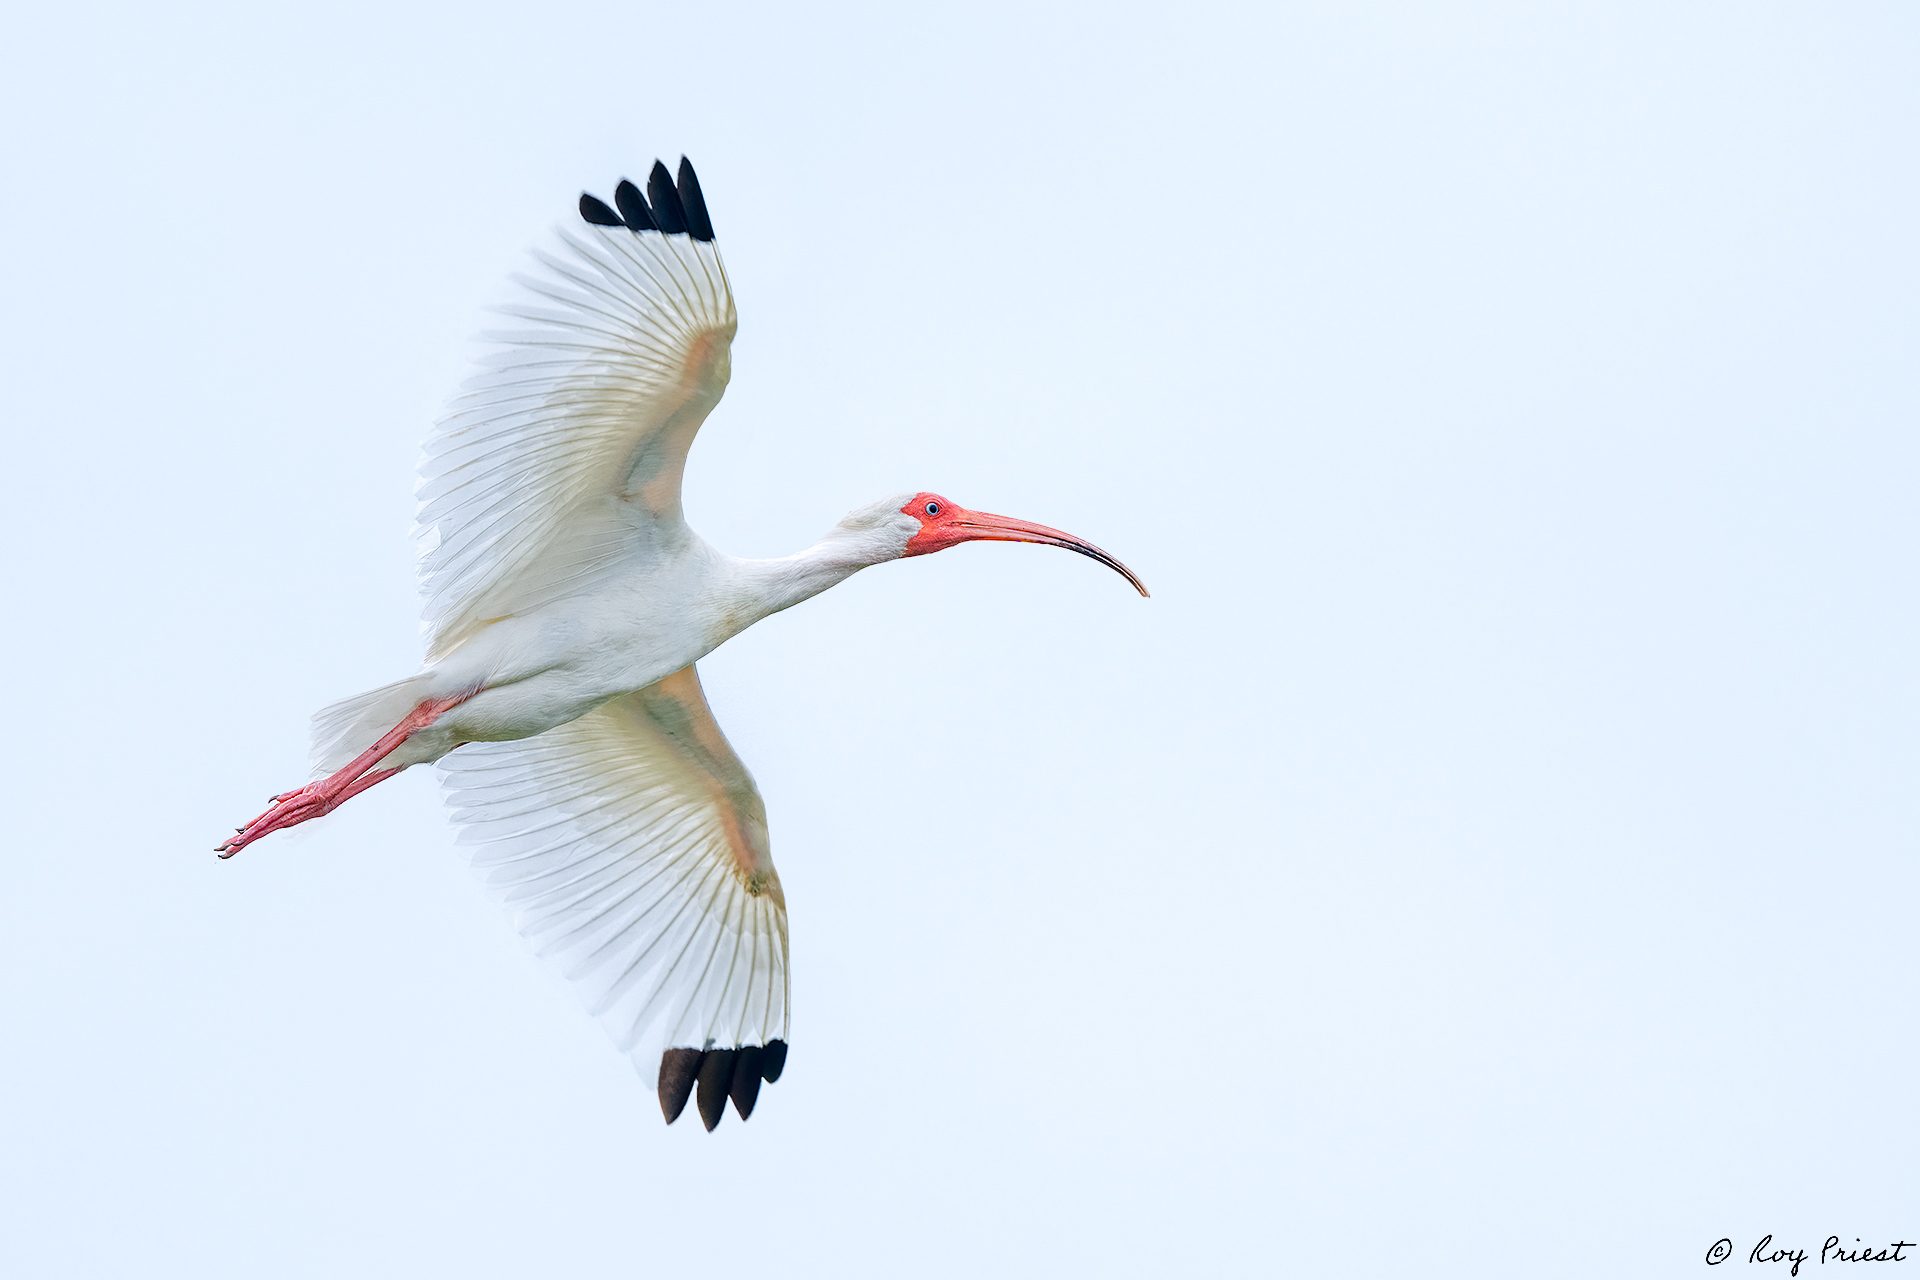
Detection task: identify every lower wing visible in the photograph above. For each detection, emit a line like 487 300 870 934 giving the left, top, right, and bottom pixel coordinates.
437 664 789 1129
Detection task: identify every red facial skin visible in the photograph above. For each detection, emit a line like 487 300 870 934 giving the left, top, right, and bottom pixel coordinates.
898 492 1149 597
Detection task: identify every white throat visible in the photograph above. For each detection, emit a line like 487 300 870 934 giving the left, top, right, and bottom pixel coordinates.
727 502 918 631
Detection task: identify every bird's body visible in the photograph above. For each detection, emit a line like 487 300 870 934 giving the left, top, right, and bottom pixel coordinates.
323 503 911 774
221 159 1144 1130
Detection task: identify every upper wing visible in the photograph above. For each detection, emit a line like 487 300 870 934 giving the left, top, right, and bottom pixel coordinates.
415 159 737 660
437 665 790 1129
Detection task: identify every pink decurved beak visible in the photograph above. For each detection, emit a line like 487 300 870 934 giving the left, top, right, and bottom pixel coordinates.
943 510 1150 597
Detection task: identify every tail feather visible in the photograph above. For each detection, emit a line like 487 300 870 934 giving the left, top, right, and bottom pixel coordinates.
310 675 432 778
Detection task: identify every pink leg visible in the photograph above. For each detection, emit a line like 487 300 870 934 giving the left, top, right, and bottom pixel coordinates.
330 765 401 806
220 767 408 857
217 691 474 858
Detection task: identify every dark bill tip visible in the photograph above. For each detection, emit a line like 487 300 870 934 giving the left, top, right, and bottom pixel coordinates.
1062 540 1150 598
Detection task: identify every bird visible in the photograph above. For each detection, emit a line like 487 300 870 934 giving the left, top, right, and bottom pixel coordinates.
218 158 1147 1130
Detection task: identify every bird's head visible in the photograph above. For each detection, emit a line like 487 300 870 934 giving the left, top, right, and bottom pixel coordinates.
891 491 1148 596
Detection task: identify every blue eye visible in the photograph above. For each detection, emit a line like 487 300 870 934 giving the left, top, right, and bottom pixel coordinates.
925 502 940 516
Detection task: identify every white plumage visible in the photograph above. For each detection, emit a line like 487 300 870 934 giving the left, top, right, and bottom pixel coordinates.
219 158 1146 1130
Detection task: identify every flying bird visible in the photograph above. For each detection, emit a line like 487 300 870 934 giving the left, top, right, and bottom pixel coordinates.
218 159 1146 1130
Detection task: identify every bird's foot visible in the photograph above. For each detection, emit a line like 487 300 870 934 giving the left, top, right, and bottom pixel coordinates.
217 786 334 857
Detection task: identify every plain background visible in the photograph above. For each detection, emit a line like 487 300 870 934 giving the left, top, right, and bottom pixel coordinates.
3 2 1915 1276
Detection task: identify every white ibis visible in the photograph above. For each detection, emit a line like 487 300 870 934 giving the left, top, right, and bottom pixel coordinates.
219 159 1147 1129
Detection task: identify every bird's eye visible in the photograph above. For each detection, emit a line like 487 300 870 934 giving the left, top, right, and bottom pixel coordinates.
925 502 940 516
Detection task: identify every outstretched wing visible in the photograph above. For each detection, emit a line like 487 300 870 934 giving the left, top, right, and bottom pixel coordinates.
416 158 737 660
437 665 790 1129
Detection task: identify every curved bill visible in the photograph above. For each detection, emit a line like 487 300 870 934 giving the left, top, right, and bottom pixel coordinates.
951 512 1150 597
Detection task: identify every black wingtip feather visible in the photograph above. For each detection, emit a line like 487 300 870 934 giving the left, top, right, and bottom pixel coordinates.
613 178 655 232
646 160 688 235
676 157 715 242
695 1050 737 1131
761 1039 788 1083
579 193 623 227
729 1047 765 1120
658 1048 702 1123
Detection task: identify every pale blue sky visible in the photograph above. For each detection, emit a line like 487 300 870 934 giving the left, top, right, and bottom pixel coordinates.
3 2 1916 1276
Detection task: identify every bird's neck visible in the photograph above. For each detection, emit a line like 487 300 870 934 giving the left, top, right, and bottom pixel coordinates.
730 522 900 627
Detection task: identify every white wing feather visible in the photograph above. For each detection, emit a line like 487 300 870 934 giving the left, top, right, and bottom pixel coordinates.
415 217 736 659
438 665 789 1067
